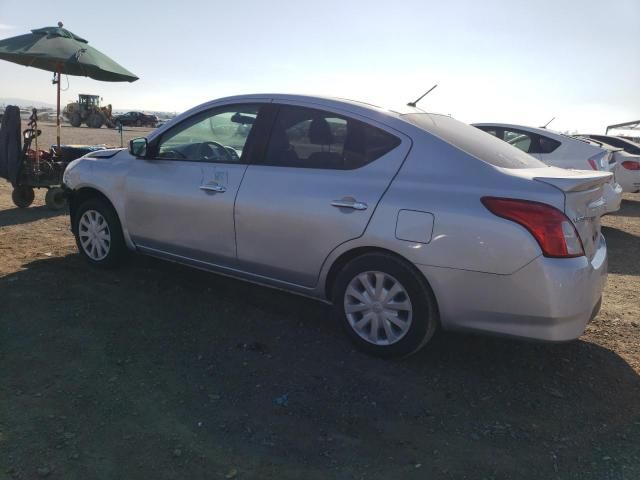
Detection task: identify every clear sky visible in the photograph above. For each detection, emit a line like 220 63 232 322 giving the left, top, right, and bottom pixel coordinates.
1 0 638 132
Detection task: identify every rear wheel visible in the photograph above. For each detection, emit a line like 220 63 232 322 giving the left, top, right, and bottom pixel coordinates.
73 198 125 268
12 186 35 208
45 187 67 210
332 253 438 358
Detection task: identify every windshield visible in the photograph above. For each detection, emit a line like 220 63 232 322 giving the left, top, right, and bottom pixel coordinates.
402 114 546 169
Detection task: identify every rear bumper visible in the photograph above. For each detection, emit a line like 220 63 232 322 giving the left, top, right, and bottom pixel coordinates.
417 234 608 341
616 168 640 193
603 181 623 213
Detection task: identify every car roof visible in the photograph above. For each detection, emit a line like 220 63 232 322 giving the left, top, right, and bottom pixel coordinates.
149 93 454 141
190 93 456 121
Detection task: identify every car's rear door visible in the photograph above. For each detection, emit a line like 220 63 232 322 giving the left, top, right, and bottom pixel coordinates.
234 102 411 287
124 101 267 267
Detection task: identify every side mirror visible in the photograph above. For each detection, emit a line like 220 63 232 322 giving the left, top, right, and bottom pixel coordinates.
129 137 148 157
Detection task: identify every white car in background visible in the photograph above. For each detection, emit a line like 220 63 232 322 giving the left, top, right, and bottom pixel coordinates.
474 123 623 213
577 135 640 193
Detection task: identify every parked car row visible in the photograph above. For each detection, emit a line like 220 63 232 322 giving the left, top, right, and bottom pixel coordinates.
474 123 640 211
576 134 640 193
62 94 616 357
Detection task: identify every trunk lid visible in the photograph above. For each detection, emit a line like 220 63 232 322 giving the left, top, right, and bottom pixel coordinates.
532 169 611 260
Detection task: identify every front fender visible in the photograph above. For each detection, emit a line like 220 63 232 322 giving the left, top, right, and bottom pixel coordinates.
63 152 136 250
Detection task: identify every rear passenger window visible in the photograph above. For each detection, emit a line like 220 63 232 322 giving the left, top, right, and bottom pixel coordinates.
538 135 561 154
263 105 400 169
503 129 533 153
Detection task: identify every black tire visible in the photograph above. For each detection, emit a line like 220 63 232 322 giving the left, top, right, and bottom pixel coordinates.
12 186 35 208
44 187 67 210
332 252 439 358
87 113 103 128
70 112 82 128
73 197 126 268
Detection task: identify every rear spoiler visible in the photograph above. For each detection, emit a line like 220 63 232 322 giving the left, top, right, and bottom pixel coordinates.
574 136 623 152
534 170 612 192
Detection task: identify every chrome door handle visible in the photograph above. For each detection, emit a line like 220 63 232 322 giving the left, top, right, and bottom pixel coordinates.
200 184 226 193
331 199 368 210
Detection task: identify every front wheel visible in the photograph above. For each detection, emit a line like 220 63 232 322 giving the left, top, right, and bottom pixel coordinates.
73 198 125 268
70 112 82 128
332 253 439 358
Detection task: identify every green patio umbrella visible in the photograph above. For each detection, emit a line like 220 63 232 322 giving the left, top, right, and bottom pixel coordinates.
0 22 139 149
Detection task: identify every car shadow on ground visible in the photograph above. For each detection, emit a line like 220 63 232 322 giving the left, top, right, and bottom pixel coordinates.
0 204 66 227
2 254 639 480
602 226 640 276
611 198 640 218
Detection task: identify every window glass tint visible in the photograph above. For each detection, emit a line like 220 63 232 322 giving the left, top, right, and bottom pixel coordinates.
285 117 347 161
264 105 400 169
503 130 533 153
538 135 561 154
403 114 546 169
157 105 259 162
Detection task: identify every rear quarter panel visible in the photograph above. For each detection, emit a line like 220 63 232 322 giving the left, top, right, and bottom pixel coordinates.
540 140 601 170
315 128 567 297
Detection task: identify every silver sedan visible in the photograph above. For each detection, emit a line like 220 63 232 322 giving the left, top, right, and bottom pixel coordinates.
63 94 609 357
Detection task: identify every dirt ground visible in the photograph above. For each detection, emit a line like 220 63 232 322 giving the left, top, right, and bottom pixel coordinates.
1 124 639 480
26 121 155 150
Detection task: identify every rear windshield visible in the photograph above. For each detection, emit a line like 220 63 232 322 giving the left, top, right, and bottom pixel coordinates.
402 113 547 169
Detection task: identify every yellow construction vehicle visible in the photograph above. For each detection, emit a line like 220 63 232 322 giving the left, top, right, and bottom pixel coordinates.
63 94 115 128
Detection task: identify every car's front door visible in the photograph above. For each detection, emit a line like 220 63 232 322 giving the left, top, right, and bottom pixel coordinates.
234 103 411 287
124 102 265 266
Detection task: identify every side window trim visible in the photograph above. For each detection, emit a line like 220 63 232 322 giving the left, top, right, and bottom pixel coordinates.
147 103 266 164
243 103 279 166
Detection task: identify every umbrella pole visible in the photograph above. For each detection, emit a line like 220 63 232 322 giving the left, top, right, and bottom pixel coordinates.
56 65 61 152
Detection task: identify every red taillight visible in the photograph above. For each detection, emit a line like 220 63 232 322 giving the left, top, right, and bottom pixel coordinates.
481 197 585 258
622 161 640 170
588 159 599 170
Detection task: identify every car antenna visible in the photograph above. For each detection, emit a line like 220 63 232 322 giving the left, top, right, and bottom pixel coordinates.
407 84 438 108
540 117 556 129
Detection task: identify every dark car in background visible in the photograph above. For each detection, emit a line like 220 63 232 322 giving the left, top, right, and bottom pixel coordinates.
113 111 158 128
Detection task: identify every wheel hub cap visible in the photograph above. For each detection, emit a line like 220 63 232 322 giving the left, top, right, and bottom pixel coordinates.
344 271 413 346
78 210 111 261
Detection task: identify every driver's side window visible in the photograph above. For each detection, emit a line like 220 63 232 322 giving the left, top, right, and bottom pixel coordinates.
156 104 260 163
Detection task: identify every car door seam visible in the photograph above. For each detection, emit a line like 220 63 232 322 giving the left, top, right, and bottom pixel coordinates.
232 164 250 261
313 135 415 290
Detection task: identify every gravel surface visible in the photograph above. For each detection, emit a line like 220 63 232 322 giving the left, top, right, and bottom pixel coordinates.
1 124 639 479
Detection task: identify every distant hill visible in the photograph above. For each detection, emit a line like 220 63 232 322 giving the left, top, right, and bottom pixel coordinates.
0 97 55 108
